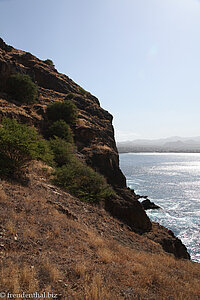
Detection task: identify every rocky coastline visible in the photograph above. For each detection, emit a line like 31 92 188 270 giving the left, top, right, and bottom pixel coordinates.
0 37 190 259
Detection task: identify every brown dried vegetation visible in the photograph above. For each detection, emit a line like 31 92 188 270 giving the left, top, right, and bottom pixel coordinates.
0 162 199 299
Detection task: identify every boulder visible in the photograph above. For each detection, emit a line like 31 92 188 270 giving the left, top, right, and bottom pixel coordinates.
144 222 190 259
141 199 161 210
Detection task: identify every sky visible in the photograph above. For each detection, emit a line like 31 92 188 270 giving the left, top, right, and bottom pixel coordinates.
0 0 200 141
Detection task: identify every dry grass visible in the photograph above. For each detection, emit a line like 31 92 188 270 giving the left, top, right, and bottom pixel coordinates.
86 230 105 248
39 257 61 284
0 167 199 300
0 185 7 202
1 261 38 293
22 226 38 240
6 220 17 236
97 247 115 264
74 262 87 278
84 274 115 300
28 160 53 180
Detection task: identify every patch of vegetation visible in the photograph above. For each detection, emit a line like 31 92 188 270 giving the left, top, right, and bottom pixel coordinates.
6 73 38 104
65 93 74 100
0 118 53 178
0 110 112 204
49 137 74 167
43 59 55 68
78 86 87 96
46 100 77 125
53 160 115 203
48 120 73 142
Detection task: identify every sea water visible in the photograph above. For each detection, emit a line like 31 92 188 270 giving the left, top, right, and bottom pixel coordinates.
119 153 200 263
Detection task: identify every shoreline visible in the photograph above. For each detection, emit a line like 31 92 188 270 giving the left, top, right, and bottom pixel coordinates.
119 152 200 263
118 151 200 154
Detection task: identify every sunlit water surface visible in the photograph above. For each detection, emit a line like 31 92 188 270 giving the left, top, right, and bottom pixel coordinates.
119 153 200 262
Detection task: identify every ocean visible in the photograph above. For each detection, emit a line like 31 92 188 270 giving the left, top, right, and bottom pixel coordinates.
119 153 200 263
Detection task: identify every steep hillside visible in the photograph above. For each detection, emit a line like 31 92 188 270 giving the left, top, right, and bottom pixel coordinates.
0 162 199 299
0 38 190 261
0 37 151 232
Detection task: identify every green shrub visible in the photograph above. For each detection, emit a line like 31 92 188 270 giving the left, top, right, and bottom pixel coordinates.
36 139 54 166
49 137 74 167
65 93 74 100
48 120 73 142
43 59 55 68
53 160 115 203
46 100 77 125
6 73 38 104
0 118 53 177
78 87 87 95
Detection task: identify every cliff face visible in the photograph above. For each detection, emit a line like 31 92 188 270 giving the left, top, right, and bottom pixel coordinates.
0 38 190 258
0 37 125 188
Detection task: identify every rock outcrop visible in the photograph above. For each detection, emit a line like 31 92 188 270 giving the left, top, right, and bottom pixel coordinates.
144 223 191 259
141 199 161 210
0 38 190 258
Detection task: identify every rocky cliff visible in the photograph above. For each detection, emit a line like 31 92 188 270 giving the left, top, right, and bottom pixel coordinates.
0 38 190 259
0 38 126 188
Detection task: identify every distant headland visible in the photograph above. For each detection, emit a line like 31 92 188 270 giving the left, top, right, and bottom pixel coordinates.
117 136 200 153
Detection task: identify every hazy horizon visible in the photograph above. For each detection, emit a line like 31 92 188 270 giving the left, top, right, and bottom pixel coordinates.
116 135 200 143
1 0 200 141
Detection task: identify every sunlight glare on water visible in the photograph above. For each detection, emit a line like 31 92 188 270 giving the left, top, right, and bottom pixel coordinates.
119 153 200 262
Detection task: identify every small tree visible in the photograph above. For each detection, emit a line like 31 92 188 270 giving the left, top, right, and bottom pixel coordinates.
49 137 74 167
46 100 77 125
53 160 115 203
6 73 38 104
65 93 74 100
0 118 53 177
48 120 73 142
43 59 55 68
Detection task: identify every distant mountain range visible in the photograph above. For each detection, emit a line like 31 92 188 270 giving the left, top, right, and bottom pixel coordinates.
117 136 200 153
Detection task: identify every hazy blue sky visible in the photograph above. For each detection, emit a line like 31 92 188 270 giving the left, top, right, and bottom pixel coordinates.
1 0 200 141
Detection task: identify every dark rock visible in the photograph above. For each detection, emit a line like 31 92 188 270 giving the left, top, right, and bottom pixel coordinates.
105 197 152 233
141 199 161 210
105 188 152 233
87 151 127 188
144 222 190 259
33 104 46 116
0 38 12 51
